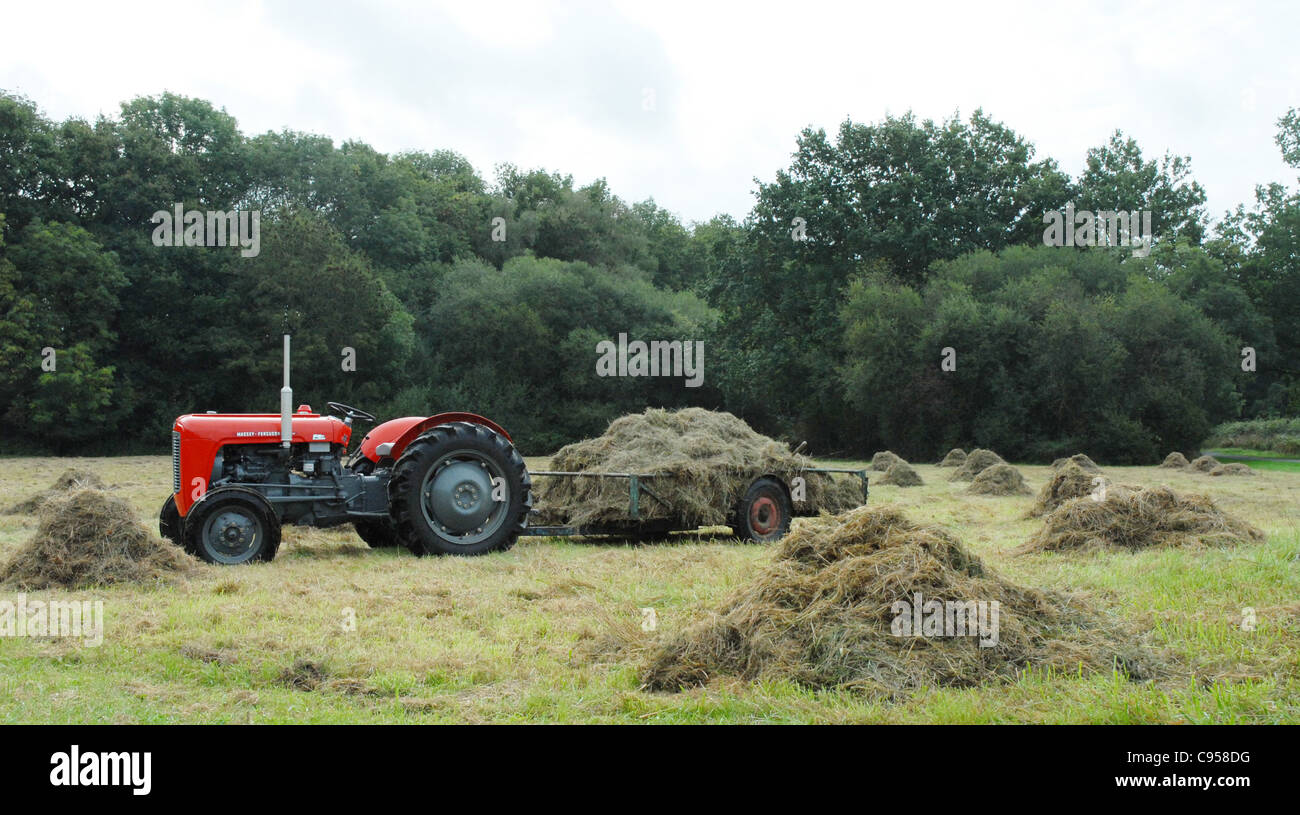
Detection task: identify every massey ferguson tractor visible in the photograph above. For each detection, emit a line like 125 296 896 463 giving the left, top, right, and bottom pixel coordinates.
160 335 532 564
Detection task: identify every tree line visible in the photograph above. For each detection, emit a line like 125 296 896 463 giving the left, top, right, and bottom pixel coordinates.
1 91 1296 461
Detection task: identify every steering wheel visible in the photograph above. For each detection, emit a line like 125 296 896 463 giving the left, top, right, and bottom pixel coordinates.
326 401 377 425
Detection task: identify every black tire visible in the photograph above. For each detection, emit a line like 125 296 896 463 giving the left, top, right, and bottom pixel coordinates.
159 495 183 547
354 518 400 548
389 422 531 556
183 487 281 565
732 477 792 543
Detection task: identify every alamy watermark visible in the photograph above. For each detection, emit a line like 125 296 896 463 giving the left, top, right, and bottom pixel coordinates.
0 594 104 647
890 592 1000 648
1043 203 1152 257
151 204 261 257
595 333 704 388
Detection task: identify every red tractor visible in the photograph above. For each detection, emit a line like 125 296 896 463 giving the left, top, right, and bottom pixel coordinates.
159 336 531 564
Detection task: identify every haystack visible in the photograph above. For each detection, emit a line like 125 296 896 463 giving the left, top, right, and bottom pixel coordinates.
1210 463 1256 477
949 449 1004 481
1188 455 1221 473
937 448 967 467
1029 462 1104 516
1019 485 1264 553
1160 452 1190 469
0 489 197 589
870 451 902 472
642 506 1156 694
878 460 923 487
533 408 863 528
3 468 107 514
968 463 1032 496
1051 454 1101 473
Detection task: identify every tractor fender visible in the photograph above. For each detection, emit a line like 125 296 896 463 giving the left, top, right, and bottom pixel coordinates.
355 413 513 465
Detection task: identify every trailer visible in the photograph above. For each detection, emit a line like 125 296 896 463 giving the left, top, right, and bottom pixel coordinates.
521 467 868 543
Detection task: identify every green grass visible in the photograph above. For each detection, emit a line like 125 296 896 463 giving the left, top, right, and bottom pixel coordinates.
1202 449 1300 473
2 455 1299 723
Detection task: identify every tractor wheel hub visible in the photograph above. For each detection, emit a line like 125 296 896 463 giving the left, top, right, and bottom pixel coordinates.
425 461 494 534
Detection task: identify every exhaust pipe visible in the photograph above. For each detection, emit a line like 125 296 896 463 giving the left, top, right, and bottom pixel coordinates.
280 333 292 448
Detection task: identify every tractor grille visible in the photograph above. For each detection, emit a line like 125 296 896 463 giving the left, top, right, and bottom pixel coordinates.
172 431 181 493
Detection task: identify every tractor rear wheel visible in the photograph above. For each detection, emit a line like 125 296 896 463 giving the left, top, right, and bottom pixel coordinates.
159 495 183 547
353 518 400 548
183 487 281 565
389 422 531 556
732 477 792 543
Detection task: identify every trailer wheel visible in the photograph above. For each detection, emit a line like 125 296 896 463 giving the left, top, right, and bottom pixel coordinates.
353 518 400 548
732 477 791 543
159 495 183 547
389 422 531 556
183 487 281 565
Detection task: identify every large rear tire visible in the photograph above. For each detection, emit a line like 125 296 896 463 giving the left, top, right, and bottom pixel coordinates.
389 422 530 556
183 487 281 565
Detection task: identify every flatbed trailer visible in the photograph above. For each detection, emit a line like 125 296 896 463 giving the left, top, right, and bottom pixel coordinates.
522 467 868 542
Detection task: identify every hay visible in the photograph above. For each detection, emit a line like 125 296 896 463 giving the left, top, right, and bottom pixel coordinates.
1188 455 1221 473
1160 452 1190 469
0 489 198 590
968 463 1032 496
937 448 967 467
1020 485 1265 553
533 408 862 528
870 451 902 472
1210 463 1256 477
3 468 107 514
1029 462 1104 516
642 506 1156 694
878 460 923 487
948 449 1004 481
1051 454 1101 473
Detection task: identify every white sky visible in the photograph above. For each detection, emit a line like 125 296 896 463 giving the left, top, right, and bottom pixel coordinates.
3 0 1298 226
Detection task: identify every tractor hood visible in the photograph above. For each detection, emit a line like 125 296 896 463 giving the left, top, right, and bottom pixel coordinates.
173 410 351 447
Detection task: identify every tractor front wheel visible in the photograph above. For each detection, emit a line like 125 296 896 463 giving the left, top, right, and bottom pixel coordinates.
389 422 531 556
183 487 281 565
159 495 183 547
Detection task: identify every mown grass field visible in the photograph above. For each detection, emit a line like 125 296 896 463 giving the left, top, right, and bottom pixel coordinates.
1 454 1298 724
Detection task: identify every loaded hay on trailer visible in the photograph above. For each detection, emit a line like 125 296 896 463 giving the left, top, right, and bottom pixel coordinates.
641 506 1157 695
0 489 198 590
533 408 863 529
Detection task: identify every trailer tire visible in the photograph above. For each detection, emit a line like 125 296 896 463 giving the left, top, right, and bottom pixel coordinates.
732 477 792 543
183 487 281 565
389 422 531 556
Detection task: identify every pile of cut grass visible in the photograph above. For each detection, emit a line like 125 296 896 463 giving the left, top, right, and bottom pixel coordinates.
642 506 1158 695
0 489 198 589
1029 462 1103 516
870 451 902 472
937 448 967 467
1051 453 1101 473
3 469 107 514
949 449 1004 481
878 460 923 487
968 463 1031 496
1160 452 1190 469
1019 485 1264 553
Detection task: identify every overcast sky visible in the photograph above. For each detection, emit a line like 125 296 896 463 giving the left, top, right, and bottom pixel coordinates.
4 0 1298 226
